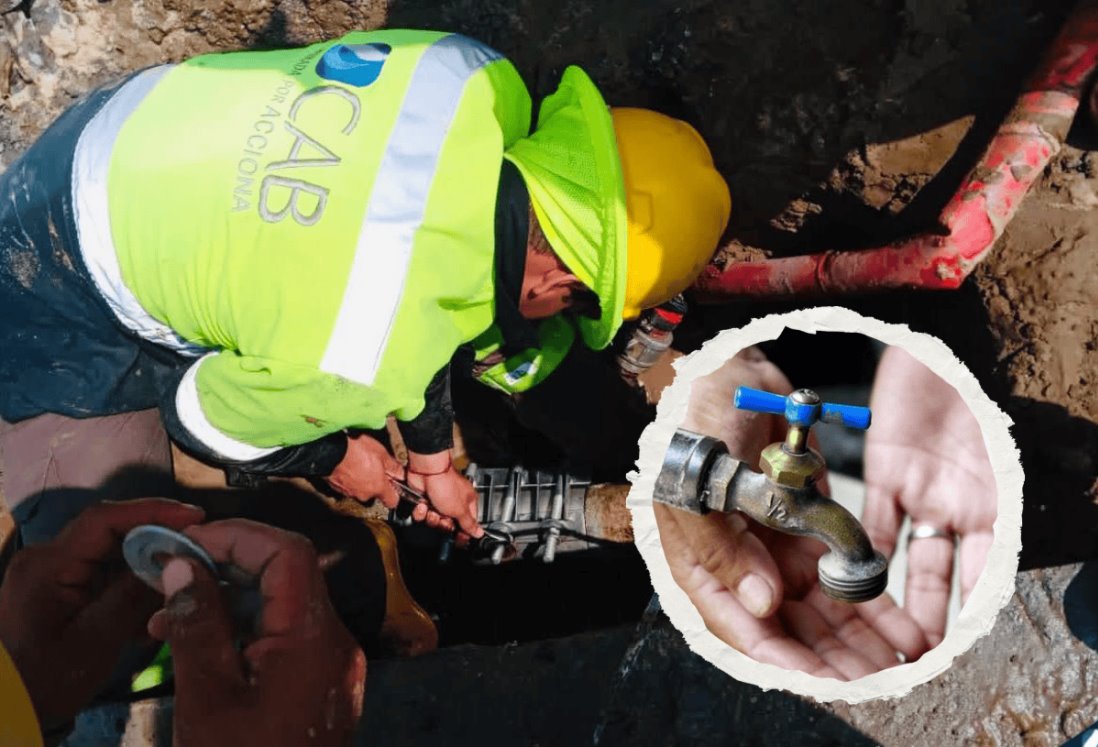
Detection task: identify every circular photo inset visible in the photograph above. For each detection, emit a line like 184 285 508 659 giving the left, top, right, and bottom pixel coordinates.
629 307 1022 702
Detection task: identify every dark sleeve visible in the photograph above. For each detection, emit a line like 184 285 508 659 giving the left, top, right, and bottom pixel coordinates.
158 367 347 477
397 363 454 454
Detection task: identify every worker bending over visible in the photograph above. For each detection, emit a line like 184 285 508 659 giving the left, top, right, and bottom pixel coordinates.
0 29 730 541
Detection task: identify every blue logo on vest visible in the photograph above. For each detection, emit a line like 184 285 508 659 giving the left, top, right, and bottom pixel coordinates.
316 43 391 87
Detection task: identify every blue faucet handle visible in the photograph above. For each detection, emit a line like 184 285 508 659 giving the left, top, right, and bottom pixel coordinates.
734 386 871 430
732 386 787 417
820 401 872 430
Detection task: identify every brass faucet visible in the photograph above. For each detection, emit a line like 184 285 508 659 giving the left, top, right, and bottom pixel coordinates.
653 387 888 603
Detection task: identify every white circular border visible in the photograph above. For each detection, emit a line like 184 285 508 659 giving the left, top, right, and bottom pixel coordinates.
627 306 1023 703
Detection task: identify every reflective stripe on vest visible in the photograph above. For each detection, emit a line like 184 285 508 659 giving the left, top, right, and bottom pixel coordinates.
320 34 502 385
176 354 279 461
71 64 206 356
92 32 531 447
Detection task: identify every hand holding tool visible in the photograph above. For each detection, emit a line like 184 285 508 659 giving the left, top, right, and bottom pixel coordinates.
388 476 513 556
123 525 264 634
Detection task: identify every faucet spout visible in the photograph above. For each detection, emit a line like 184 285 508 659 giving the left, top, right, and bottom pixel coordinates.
789 494 889 602
708 453 888 603
653 430 888 603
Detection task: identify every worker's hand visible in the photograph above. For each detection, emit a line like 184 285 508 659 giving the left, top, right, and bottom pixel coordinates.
406 451 484 538
148 519 365 747
861 346 996 646
328 433 402 508
0 499 204 732
655 348 795 620
654 348 930 678
658 511 927 678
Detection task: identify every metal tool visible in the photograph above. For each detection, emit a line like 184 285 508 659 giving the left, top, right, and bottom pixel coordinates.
123 525 264 633
388 475 430 523
388 476 514 556
654 386 888 603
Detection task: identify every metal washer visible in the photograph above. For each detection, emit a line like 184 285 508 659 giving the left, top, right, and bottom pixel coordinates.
122 524 218 593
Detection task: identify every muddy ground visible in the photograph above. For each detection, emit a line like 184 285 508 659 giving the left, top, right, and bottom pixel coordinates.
54 562 1098 746
2 0 1097 745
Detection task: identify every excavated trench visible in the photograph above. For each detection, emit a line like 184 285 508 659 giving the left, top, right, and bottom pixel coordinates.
2 1 1098 745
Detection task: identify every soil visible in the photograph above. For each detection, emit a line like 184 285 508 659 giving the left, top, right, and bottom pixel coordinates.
51 562 1098 747
596 564 1098 747
3 0 1098 743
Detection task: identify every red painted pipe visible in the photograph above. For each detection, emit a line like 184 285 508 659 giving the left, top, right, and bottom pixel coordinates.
694 0 1098 301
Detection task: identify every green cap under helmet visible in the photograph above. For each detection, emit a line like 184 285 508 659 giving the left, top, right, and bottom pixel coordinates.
503 66 628 350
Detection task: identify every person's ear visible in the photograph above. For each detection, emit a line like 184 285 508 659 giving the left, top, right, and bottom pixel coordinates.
519 264 582 318
525 267 577 299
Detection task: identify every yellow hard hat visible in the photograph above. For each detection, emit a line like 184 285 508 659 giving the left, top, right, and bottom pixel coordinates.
613 107 731 319
506 70 730 349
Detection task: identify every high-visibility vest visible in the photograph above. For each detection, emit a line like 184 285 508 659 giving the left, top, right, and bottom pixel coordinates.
471 316 576 394
73 30 534 460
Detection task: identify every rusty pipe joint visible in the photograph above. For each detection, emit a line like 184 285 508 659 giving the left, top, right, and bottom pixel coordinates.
654 430 888 603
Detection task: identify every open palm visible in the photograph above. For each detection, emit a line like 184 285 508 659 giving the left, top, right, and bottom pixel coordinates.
657 504 928 679
861 347 996 646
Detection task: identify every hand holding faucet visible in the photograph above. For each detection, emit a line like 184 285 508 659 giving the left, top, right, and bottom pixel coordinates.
652 349 929 680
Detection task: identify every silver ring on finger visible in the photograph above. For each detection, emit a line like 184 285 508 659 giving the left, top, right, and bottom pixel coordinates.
907 523 955 547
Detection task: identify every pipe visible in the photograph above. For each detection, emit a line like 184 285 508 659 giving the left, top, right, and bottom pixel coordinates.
582 483 635 543
693 0 1098 300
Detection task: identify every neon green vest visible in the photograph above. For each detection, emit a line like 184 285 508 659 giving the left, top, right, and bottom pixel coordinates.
101 31 532 450
471 316 576 393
